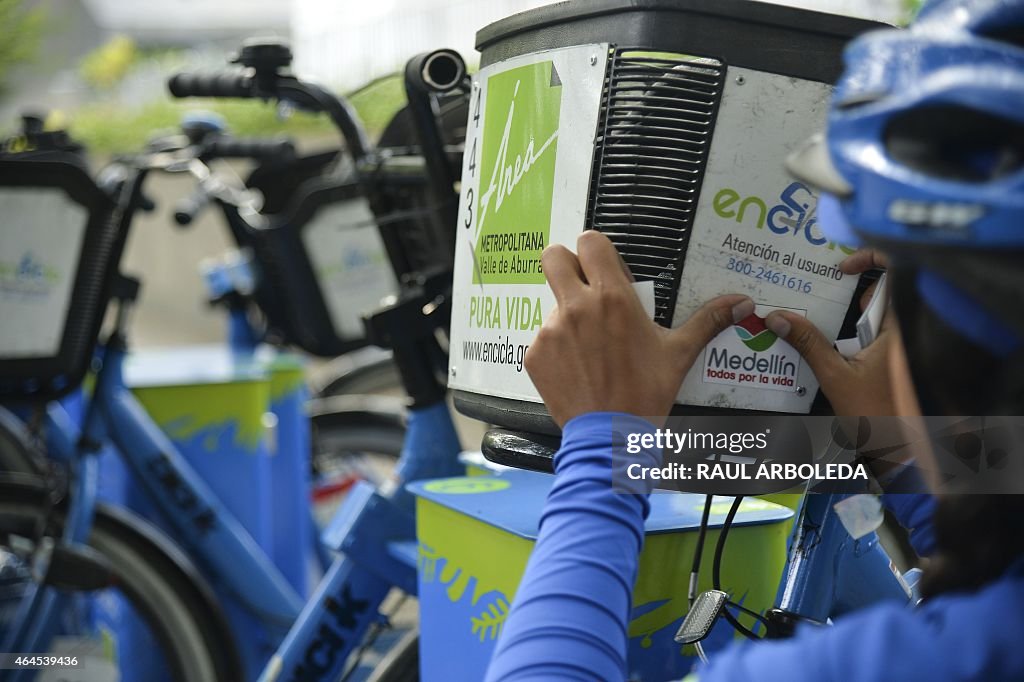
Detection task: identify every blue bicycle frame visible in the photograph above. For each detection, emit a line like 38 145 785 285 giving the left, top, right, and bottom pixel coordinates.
0 408 101 680
260 401 463 681
1 338 304 673
4 326 464 682
772 491 913 623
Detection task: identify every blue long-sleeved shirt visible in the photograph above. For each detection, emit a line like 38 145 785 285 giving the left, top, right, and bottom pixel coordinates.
879 465 937 557
485 412 660 681
486 412 1024 682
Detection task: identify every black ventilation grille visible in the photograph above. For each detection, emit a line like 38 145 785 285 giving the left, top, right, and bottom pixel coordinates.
586 48 725 326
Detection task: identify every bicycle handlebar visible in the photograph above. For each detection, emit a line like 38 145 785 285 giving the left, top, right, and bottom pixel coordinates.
121 130 286 227
168 73 254 99
173 187 210 226
167 66 371 162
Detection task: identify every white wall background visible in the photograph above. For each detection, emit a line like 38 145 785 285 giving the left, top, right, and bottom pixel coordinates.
291 0 560 90
291 0 909 91
81 0 290 42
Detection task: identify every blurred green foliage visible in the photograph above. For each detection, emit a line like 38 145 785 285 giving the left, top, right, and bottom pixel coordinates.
70 74 406 154
0 0 46 92
80 35 139 89
900 0 926 24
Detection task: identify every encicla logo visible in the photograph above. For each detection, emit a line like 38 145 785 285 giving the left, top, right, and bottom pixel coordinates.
473 60 562 285
0 251 59 296
734 313 778 352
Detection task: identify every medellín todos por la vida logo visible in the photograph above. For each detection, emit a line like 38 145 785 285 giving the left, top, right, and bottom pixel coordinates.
703 310 803 392
733 313 779 352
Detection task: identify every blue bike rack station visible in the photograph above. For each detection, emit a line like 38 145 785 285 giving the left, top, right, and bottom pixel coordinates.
92 345 313 677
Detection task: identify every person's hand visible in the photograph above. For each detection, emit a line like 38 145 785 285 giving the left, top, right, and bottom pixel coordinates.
525 231 754 428
764 249 896 417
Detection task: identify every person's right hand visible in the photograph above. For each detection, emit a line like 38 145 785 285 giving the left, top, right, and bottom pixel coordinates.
764 249 897 417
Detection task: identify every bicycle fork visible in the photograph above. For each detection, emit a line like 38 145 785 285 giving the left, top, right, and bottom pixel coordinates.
0 448 100 682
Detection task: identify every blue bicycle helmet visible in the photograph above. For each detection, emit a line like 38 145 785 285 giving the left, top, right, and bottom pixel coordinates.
787 0 1024 412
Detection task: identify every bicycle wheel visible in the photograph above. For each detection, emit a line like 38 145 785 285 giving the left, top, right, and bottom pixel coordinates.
366 629 419 682
0 484 241 682
311 395 408 463
310 398 407 526
0 406 41 475
313 349 402 398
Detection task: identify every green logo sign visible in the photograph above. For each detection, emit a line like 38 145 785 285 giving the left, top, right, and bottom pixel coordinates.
474 60 563 284
734 313 778 352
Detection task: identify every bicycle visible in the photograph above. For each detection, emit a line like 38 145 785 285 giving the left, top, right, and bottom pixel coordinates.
0 42 470 681
120 111 406 532
152 48 469 535
161 43 471 487
0 142 240 681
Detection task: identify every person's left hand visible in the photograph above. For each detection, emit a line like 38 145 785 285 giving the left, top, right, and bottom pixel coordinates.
524 231 754 428
764 249 898 417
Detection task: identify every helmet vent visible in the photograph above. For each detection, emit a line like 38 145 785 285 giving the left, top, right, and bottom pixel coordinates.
977 25 1024 52
885 104 1024 183
585 48 725 326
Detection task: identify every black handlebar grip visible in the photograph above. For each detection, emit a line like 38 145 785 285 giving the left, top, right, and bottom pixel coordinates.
204 137 296 161
168 73 254 99
173 189 210 226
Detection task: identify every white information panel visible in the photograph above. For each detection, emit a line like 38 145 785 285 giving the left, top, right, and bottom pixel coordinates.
0 187 88 359
301 197 399 339
449 52 857 414
673 66 856 412
449 44 609 401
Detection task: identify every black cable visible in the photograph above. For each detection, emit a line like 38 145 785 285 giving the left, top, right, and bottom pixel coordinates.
712 495 762 640
726 598 772 628
688 494 714 608
711 495 741 592
343 72 400 99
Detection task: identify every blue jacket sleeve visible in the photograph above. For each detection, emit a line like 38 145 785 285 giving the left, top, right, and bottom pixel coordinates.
485 412 660 682
699 564 1024 682
879 465 937 557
